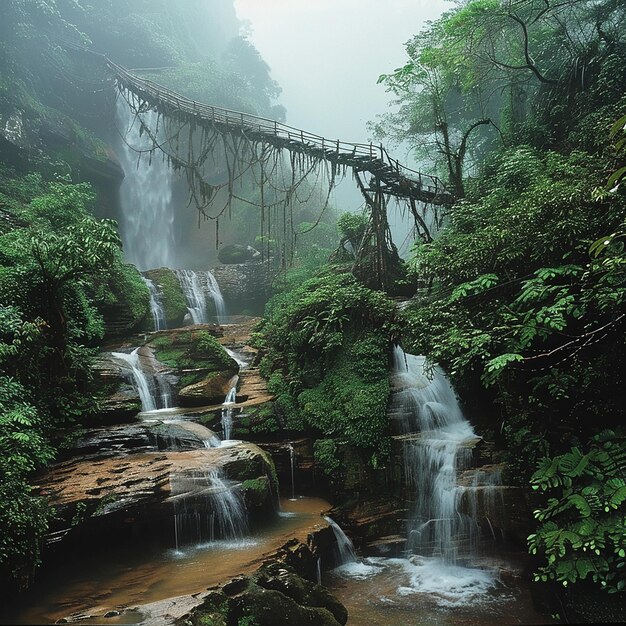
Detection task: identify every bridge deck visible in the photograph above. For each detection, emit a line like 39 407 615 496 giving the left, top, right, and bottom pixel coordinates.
110 61 454 206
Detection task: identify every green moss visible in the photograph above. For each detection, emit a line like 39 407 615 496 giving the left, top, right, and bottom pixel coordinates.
144 268 188 326
241 478 267 497
153 347 186 368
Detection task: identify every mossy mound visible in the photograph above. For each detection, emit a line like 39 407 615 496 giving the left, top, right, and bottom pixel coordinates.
143 267 188 327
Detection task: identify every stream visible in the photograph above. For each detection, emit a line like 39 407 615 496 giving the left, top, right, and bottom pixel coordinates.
4 497 330 625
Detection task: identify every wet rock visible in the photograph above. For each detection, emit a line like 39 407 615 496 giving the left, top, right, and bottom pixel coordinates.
179 560 347 626
37 443 277 549
210 262 275 313
91 354 141 424
178 372 237 406
217 244 260 264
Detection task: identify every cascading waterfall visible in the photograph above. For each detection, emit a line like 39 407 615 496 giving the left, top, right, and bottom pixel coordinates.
328 348 502 605
112 348 157 412
170 468 248 550
390 346 491 563
116 95 176 271
325 516 357 565
221 378 238 441
205 271 227 324
112 348 172 412
143 277 166 331
175 269 227 325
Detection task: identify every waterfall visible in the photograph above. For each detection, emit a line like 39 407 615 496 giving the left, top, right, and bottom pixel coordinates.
112 348 157 412
221 377 238 441
390 346 495 563
143 277 166 331
116 95 176 271
325 516 357 565
112 348 172 412
170 468 248 550
175 269 227 325
205 271 227 324
288 443 296 500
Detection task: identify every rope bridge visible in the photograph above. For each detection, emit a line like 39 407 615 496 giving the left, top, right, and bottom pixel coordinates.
109 60 454 208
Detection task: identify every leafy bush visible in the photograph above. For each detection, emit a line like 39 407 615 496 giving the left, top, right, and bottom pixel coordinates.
256 272 400 463
528 432 626 592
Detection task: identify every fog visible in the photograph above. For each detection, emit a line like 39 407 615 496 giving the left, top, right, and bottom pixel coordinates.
234 0 450 252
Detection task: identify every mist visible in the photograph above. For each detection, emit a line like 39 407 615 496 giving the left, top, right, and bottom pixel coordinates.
234 0 450 253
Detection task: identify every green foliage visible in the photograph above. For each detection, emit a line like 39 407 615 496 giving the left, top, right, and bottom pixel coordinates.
313 439 341 478
0 171 150 583
256 272 399 463
528 432 626 592
149 330 237 387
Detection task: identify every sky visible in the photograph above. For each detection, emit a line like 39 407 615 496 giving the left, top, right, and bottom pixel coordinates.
233 0 450 249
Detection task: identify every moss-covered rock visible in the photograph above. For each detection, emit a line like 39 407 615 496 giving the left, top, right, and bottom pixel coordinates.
178 372 236 406
147 328 239 400
143 267 189 327
178 561 347 626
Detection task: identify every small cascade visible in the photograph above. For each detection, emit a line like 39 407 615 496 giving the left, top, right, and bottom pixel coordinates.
202 435 222 449
170 468 248 550
224 347 250 370
288 443 296 500
221 377 238 441
175 269 207 324
204 271 227 324
324 516 357 565
143 277 166 331
112 348 157 412
391 345 499 563
175 269 228 325
316 557 322 585
112 348 172 412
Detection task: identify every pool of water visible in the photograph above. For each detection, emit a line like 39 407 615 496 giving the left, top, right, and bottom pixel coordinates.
2 497 330 625
325 555 552 626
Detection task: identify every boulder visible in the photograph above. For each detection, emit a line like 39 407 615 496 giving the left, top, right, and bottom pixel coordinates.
37 442 278 550
178 372 237 406
217 244 260 264
179 561 347 626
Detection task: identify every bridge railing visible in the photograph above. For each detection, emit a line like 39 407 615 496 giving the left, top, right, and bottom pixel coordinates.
111 60 450 200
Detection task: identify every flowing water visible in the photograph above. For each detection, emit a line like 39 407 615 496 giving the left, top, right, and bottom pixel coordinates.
112 349 172 412
4 497 331 625
175 269 228 325
325 347 550 624
142 277 166 331
116 95 176 271
288 443 296 500
111 349 157 412
170 468 248 550
391 347 485 561
221 378 238 441
325 516 357 565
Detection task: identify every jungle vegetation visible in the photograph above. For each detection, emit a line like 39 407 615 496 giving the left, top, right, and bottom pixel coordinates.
0 0 625 614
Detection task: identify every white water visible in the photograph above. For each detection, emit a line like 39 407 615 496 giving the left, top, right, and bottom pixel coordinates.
111 348 157 412
325 516 357 565
288 443 296 500
112 348 172 412
116 94 176 271
391 346 480 562
143 277 166 331
331 347 501 605
221 377 238 442
175 269 227 325
170 468 248 550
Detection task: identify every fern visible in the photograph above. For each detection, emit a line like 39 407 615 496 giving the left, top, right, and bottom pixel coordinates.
529 433 626 592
